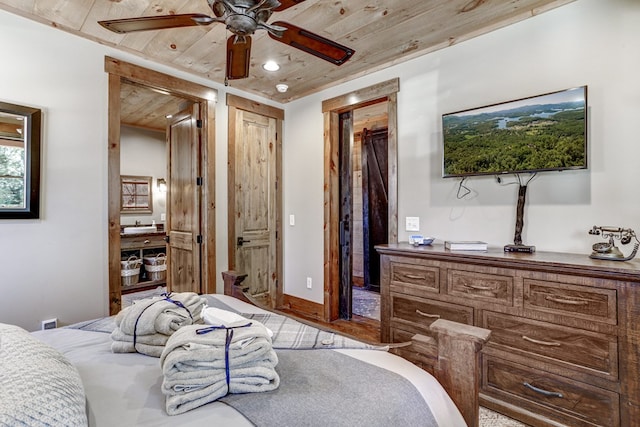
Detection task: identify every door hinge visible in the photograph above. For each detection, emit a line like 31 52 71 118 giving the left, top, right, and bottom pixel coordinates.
197 235 203 244
196 119 203 129
196 176 203 186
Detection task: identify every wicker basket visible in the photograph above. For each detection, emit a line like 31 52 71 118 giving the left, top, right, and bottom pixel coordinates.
121 255 142 287
143 253 167 282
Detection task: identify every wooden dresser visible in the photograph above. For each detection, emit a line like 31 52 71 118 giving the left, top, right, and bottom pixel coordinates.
377 243 640 427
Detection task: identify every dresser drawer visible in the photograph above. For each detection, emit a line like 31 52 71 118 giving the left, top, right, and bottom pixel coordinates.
447 269 514 306
390 262 440 295
481 311 618 379
524 279 617 325
390 294 473 334
483 356 620 426
121 234 166 250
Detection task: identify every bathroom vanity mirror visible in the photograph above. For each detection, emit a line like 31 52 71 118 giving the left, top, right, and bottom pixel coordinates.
120 175 153 214
0 101 42 219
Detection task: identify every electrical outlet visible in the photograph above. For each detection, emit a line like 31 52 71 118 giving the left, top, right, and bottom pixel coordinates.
41 318 58 330
160 213 166 221
406 216 420 231
306 277 312 289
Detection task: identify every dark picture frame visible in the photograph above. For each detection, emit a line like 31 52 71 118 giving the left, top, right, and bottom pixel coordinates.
0 101 42 219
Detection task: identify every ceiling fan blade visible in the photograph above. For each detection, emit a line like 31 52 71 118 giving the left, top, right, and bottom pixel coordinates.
98 14 215 34
269 21 354 65
226 36 252 80
273 0 306 12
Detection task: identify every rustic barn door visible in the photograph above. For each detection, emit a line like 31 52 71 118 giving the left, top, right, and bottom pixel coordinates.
166 104 202 293
232 108 277 306
361 127 388 292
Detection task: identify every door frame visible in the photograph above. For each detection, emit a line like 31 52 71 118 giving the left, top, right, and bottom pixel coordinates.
322 78 399 322
106 56 217 315
226 93 284 309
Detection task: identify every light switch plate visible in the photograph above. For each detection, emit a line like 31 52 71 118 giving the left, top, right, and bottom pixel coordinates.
289 214 295 226
406 216 420 231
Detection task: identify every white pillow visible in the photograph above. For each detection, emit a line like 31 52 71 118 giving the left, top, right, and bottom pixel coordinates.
0 323 88 426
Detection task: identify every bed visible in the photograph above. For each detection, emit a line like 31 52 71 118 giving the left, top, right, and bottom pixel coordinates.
1 293 490 427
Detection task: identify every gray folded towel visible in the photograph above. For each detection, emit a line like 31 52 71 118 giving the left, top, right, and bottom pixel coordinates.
116 292 206 336
110 340 165 358
111 292 206 357
160 323 280 415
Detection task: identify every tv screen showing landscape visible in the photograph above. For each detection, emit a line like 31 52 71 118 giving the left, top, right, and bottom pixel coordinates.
442 86 587 178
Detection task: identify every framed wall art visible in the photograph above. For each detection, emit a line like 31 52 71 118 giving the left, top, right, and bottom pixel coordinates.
120 175 152 214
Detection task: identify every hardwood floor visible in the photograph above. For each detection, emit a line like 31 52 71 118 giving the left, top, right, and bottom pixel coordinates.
277 308 382 344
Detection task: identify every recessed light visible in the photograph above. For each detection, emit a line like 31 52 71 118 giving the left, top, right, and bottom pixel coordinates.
276 84 289 93
263 60 280 71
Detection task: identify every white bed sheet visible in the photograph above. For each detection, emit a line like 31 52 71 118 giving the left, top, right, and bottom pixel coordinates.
32 294 465 427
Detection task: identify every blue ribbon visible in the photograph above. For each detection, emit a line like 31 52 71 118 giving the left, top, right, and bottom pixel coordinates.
131 293 193 351
195 323 253 391
161 292 193 320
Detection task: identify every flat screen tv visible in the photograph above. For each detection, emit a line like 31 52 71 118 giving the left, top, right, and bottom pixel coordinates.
442 86 587 178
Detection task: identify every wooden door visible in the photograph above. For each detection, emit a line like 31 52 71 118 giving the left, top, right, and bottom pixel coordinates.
232 109 277 306
166 104 202 293
362 127 388 292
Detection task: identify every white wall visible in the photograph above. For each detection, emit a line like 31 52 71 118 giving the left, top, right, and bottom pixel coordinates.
120 126 167 226
282 0 640 302
0 9 279 331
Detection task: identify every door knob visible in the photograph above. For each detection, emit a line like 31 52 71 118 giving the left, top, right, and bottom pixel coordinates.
237 236 251 247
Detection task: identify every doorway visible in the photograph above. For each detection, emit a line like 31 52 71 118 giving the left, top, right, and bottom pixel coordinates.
106 57 217 315
338 102 389 320
322 78 399 323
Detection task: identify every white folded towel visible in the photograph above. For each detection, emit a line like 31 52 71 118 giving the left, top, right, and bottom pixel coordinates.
202 306 273 338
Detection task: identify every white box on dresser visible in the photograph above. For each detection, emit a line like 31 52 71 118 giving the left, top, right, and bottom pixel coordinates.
377 243 640 427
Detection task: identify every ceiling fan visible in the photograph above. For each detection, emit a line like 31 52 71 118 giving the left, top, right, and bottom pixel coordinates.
98 0 355 84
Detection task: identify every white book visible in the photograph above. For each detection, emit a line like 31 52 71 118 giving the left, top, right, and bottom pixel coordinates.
444 240 488 251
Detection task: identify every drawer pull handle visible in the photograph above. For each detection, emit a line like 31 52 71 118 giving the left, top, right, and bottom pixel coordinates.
522 335 561 347
523 382 564 398
416 309 440 319
144 239 150 244
545 296 588 305
467 284 493 291
405 274 426 280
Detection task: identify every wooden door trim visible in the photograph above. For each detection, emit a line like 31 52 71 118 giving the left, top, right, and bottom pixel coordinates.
322 78 399 322
106 56 217 315
226 93 284 308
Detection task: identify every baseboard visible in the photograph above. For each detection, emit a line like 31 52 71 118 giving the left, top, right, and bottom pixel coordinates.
283 294 324 321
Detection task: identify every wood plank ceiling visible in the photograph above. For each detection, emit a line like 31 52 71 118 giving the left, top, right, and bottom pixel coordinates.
0 0 575 130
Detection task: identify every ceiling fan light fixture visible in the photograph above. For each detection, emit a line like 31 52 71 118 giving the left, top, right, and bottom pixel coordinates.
263 60 280 71
276 83 289 93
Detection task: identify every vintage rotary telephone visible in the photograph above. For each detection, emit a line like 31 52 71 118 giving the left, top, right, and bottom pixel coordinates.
588 226 639 261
